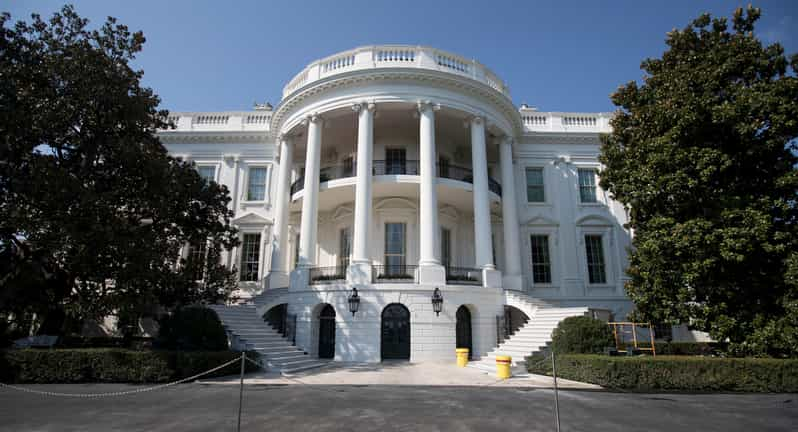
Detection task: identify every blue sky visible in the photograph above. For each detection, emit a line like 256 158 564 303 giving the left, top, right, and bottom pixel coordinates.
5 1 797 113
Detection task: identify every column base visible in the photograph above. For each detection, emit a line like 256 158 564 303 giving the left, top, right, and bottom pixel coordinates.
482 268 503 288
289 268 309 291
418 263 446 285
346 262 373 286
502 274 523 291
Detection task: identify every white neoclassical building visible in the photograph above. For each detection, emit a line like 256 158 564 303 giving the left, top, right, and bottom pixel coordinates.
159 45 651 373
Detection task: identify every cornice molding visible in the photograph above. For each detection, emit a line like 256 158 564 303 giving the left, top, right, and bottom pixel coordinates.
270 68 523 138
158 131 272 144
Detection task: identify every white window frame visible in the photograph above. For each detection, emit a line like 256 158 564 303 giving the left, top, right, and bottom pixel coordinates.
523 225 559 289
524 166 546 204
577 227 615 287
196 162 220 184
575 165 604 206
242 163 272 203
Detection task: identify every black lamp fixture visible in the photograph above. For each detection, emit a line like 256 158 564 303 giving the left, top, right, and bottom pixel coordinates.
348 287 360 317
431 287 443 316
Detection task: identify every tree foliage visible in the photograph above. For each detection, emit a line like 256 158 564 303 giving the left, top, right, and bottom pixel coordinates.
599 6 798 356
0 6 239 334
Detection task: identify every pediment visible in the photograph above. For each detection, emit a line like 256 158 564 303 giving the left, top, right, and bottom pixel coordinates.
575 214 614 227
522 215 559 226
232 212 272 226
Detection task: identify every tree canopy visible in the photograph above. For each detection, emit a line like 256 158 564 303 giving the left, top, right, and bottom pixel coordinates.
599 6 798 356
0 5 239 335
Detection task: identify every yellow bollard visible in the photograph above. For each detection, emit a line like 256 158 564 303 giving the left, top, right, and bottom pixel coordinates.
495 355 512 379
456 348 470 367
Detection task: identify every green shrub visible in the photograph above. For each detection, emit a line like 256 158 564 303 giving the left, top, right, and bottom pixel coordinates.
156 306 228 351
527 354 798 392
551 316 614 354
654 342 727 356
0 349 260 383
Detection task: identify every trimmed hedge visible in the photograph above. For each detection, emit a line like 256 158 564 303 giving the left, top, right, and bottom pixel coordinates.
654 342 728 356
527 354 798 392
551 316 615 354
0 349 260 384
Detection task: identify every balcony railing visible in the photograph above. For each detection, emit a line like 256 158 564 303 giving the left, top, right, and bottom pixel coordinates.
290 160 501 196
445 266 482 286
309 266 347 284
372 264 417 283
282 45 510 98
437 163 502 196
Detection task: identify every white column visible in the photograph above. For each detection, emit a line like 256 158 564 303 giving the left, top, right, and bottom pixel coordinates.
470 116 494 269
298 115 323 268
268 136 293 289
348 102 375 285
417 102 445 285
500 137 523 290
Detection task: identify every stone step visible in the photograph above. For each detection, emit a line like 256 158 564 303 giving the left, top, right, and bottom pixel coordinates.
281 360 329 375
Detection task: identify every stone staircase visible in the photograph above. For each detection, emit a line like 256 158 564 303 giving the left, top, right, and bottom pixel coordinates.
470 293 589 374
210 291 328 375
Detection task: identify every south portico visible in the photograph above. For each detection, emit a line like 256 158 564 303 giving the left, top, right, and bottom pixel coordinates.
268 99 523 292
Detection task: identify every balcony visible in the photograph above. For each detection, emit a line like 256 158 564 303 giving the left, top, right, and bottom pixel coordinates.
282 45 510 99
291 160 501 196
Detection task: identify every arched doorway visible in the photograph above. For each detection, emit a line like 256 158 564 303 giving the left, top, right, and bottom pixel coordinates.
263 304 287 335
318 304 336 359
381 303 410 360
456 305 472 359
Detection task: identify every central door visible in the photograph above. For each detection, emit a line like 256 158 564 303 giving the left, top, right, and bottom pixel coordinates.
456 306 473 359
318 304 336 359
381 303 410 360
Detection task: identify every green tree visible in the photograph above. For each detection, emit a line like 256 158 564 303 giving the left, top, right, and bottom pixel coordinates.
0 5 239 335
599 6 798 356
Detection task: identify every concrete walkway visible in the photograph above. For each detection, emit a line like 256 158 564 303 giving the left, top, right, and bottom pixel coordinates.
198 360 601 389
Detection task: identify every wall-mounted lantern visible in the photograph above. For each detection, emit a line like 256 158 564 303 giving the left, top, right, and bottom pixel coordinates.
431 287 443 316
348 287 360 316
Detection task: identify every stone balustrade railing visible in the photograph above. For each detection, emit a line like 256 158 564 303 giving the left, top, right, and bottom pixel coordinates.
160 111 272 132
519 110 613 133
282 45 511 98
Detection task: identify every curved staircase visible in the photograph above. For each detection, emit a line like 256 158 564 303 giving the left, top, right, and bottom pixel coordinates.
470 291 589 374
210 289 328 375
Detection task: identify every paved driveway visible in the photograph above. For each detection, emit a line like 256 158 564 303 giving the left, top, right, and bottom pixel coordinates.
1 384 795 431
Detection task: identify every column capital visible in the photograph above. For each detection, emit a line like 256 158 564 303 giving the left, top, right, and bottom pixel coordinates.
417 100 441 113
351 101 377 113
463 114 487 129
302 113 324 126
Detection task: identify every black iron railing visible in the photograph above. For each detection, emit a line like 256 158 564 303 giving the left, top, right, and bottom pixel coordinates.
445 266 482 286
309 266 347 284
437 163 502 196
290 159 501 197
372 159 420 176
372 264 417 283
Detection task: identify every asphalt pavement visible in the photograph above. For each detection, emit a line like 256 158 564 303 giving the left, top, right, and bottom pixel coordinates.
0 383 795 431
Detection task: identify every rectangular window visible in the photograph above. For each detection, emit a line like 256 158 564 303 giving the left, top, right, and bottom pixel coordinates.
530 235 552 284
342 156 354 178
585 234 606 284
293 233 300 269
246 167 268 201
339 227 351 270
386 148 406 175
441 228 451 268
239 233 261 281
526 167 545 202
438 156 450 178
198 166 216 184
384 223 406 275
187 241 207 281
578 169 598 203
653 322 673 341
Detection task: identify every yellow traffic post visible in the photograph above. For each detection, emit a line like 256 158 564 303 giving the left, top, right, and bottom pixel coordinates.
456 348 469 367
495 355 512 379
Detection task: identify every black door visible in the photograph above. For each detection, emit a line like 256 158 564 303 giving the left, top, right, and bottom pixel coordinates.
456 306 473 359
318 305 335 359
381 303 410 360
